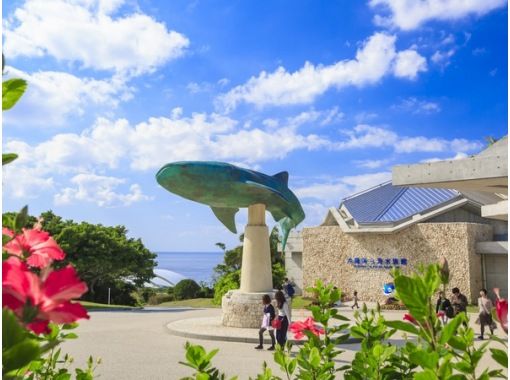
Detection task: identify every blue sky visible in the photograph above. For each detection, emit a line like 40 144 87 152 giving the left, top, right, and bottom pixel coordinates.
2 0 508 251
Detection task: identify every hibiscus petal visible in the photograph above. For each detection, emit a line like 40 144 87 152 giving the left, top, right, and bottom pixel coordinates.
22 229 51 247
27 252 53 268
3 237 25 257
43 266 88 301
31 237 65 261
44 302 89 324
2 227 14 238
2 257 42 305
27 320 51 335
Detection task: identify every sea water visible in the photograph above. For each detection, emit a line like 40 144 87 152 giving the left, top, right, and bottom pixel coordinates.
155 251 224 285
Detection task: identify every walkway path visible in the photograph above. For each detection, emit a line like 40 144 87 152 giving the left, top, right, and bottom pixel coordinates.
62 307 507 379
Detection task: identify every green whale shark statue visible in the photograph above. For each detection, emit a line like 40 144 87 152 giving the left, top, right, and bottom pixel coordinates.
156 161 305 251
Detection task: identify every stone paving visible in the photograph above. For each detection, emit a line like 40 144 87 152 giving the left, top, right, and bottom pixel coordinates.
61 307 508 380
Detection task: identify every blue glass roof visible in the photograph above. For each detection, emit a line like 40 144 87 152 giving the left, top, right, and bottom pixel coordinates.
341 182 461 224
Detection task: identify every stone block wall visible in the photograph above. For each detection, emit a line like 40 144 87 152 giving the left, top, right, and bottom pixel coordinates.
302 223 492 304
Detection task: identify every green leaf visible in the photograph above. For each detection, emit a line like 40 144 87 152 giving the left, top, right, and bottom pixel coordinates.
409 350 438 370
3 308 26 348
413 369 438 380
439 313 463 344
3 79 27 111
14 205 29 232
490 348 508 368
62 333 78 339
448 336 467 351
384 320 420 335
3 339 40 373
309 347 321 368
2 153 18 166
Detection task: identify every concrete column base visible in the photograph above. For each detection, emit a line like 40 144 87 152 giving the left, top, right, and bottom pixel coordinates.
221 290 275 328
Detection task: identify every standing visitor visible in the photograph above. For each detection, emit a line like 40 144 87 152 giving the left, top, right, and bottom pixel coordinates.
477 289 495 340
255 294 276 350
351 291 360 309
274 290 291 348
435 291 454 324
283 278 296 299
452 287 468 327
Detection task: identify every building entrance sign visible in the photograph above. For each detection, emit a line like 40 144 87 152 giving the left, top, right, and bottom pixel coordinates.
347 257 408 269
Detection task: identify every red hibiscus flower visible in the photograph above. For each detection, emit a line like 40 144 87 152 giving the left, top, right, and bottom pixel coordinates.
289 317 325 339
403 314 418 325
493 288 508 334
3 257 89 334
3 228 65 268
3 227 14 238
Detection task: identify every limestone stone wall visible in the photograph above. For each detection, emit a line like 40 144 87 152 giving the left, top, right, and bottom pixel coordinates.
302 223 492 304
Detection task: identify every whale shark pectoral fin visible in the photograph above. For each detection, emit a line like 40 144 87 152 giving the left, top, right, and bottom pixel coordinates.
245 181 289 202
211 207 238 234
272 171 289 185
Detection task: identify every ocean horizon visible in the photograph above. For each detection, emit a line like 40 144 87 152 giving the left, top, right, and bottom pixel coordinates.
155 251 224 285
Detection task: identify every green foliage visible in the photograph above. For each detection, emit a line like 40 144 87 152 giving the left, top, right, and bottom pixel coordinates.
3 78 27 110
2 308 99 380
2 209 157 305
179 342 237 380
174 279 201 300
212 226 286 304
2 153 18 165
213 270 240 305
180 262 508 380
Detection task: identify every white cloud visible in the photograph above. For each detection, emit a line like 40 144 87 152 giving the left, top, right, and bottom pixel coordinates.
335 125 399 149
295 172 392 205
431 49 456 68
3 67 133 126
441 33 455 45
354 158 391 169
218 33 426 111
320 107 345 126
393 97 441 114
393 49 427 79
395 137 482 153
54 173 151 207
370 0 506 30
217 78 230 87
421 152 468 163
186 82 213 94
355 112 378 123
3 0 189 75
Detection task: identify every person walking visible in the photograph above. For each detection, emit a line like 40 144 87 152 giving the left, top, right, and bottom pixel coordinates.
451 287 468 326
351 291 360 309
436 291 454 324
274 290 291 348
478 289 494 340
255 294 276 350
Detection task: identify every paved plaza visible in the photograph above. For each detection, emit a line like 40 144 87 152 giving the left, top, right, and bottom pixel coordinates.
62 307 508 380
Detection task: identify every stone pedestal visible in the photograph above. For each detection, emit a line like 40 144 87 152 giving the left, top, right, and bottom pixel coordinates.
222 204 274 327
222 290 275 328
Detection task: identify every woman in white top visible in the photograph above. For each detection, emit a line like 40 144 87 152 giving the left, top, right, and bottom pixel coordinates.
478 288 494 340
274 290 291 347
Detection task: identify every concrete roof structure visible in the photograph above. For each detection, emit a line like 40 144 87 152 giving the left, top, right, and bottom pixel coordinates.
321 181 501 233
392 136 508 220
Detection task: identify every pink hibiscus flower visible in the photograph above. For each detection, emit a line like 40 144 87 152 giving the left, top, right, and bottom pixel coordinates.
3 228 65 268
403 314 418 325
3 257 89 334
289 317 325 339
493 288 508 334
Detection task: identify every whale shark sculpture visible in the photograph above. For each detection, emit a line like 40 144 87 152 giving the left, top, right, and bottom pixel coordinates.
156 161 305 251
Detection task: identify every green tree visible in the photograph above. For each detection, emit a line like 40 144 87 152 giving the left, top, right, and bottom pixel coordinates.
174 279 201 300
212 226 286 304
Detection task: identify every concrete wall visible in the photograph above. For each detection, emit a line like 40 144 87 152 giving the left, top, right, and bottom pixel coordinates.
428 206 507 235
283 231 304 295
302 223 492 304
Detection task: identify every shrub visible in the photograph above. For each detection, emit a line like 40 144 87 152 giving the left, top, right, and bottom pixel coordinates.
147 293 174 305
174 279 201 300
212 270 240 305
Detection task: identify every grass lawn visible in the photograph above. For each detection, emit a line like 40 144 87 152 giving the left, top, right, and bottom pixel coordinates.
79 301 140 310
157 298 220 308
291 296 313 309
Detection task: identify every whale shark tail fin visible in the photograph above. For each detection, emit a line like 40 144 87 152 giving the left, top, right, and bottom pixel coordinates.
278 216 295 254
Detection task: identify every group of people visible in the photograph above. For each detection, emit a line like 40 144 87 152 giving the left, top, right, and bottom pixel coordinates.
436 287 497 340
254 279 294 350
